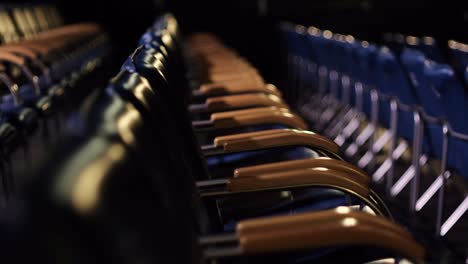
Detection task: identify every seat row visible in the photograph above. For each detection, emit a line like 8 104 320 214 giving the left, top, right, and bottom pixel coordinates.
383 33 468 83
278 22 468 239
0 15 111 203
0 14 427 264
0 3 63 44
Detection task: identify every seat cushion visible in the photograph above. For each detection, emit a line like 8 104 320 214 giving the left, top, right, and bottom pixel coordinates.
207 146 321 178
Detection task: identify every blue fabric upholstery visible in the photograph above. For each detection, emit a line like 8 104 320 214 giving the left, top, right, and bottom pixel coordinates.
280 24 309 60
354 44 378 117
417 38 444 63
465 69 468 85
424 63 468 133
401 48 443 155
423 62 468 177
207 146 321 179
375 48 418 142
222 189 349 231
207 146 320 168
401 48 468 177
341 41 361 107
451 42 468 85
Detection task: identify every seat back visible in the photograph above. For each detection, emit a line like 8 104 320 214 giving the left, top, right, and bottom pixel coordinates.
422 62 468 177
400 48 445 157
131 47 211 182
420 37 444 63
376 48 418 104
401 49 443 117
423 62 468 133
109 70 214 232
22 87 204 263
375 47 419 141
353 43 378 117
408 36 444 63
383 33 406 56
25 133 199 264
448 40 468 84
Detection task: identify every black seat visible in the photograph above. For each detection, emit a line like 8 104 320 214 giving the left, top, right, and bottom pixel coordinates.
21 90 201 264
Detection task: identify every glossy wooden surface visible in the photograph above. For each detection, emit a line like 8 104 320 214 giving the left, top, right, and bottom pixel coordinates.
214 128 340 155
228 167 369 196
234 157 369 184
237 209 425 260
211 109 307 130
206 93 288 111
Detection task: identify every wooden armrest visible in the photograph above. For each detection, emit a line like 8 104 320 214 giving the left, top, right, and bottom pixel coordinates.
213 128 340 156
211 110 307 130
209 74 260 84
211 106 290 117
204 56 244 65
206 63 253 73
189 43 229 51
205 62 252 74
209 70 260 83
236 209 425 260
200 55 247 65
0 51 26 66
207 63 254 70
22 38 71 56
227 168 369 196
33 23 101 40
197 51 239 60
189 33 219 43
205 93 286 111
13 42 54 57
200 82 282 97
214 128 291 139
0 46 38 60
234 157 369 184
189 41 226 48
203 52 240 58
237 207 411 240
15 24 102 57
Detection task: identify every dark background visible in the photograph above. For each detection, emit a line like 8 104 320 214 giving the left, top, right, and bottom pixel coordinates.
20 0 468 82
